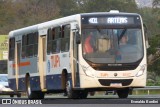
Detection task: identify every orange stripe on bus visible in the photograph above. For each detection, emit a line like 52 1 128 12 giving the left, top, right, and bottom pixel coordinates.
12 61 30 68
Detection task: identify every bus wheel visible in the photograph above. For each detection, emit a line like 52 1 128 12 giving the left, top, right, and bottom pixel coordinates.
66 80 79 98
17 93 21 98
10 95 14 98
36 91 45 99
89 91 95 96
26 77 44 99
117 88 129 98
26 78 35 99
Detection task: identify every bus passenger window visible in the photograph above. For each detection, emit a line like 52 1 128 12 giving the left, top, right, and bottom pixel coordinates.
9 38 15 60
53 27 61 53
26 33 34 57
47 28 53 54
34 32 38 56
61 25 70 52
22 32 38 58
47 27 61 54
22 35 26 58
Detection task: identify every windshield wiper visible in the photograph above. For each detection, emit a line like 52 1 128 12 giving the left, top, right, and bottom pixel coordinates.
118 29 127 41
96 26 101 33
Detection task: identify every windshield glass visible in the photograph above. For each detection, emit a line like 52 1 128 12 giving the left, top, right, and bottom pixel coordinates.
82 28 143 64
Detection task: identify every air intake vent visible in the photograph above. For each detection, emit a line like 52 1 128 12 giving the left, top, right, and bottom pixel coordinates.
98 79 133 86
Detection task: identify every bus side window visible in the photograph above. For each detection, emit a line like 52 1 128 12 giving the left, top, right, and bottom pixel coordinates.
34 32 38 56
47 28 53 54
52 27 61 53
26 33 34 57
22 32 38 58
61 25 70 52
22 35 26 58
9 38 15 60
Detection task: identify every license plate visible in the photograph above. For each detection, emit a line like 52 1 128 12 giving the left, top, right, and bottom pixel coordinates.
110 83 122 87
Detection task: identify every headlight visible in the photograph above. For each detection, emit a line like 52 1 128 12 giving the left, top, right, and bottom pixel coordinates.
135 65 146 77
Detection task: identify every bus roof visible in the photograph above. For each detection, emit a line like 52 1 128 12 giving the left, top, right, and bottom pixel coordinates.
9 11 140 38
9 14 80 38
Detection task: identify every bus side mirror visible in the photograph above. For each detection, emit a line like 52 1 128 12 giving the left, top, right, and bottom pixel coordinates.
76 32 81 44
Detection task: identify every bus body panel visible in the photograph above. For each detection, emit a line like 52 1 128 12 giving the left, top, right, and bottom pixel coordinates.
7 12 147 98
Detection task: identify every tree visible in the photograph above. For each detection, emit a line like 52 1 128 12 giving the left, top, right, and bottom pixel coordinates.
13 0 60 26
55 0 79 17
147 34 160 85
76 0 138 13
152 0 160 30
0 0 60 34
152 0 160 8
139 7 160 37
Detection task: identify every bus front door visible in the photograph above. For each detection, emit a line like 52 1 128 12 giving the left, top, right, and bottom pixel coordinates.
72 31 80 88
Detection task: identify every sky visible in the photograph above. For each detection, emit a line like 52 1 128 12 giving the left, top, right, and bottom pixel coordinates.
135 0 153 8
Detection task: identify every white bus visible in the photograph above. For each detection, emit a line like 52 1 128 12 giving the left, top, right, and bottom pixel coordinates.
8 10 148 99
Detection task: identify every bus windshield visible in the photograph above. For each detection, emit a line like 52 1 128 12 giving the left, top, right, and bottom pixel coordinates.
82 28 143 64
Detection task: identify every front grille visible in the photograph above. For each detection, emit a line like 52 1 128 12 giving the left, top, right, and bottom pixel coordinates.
98 79 133 86
86 59 142 71
93 65 137 71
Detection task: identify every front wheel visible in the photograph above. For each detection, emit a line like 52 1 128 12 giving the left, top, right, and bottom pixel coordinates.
117 88 129 98
66 80 79 98
66 80 88 99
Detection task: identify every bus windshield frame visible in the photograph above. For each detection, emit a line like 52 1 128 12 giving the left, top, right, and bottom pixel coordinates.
81 14 144 67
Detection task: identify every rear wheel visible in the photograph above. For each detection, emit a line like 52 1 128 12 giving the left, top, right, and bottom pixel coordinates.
10 95 14 98
17 93 21 98
26 77 44 99
117 88 129 98
35 91 45 99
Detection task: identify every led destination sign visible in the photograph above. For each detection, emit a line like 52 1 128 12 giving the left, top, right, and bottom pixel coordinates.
88 17 128 24
107 17 128 24
82 15 141 26
88 17 134 24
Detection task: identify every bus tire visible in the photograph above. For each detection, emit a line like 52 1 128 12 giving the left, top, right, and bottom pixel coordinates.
66 80 79 98
17 93 21 98
10 95 14 98
34 91 45 99
117 88 129 98
26 77 36 99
